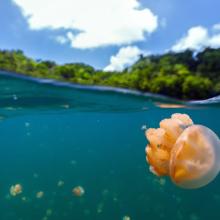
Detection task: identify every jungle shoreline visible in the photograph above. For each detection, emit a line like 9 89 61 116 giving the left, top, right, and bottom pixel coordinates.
0 48 220 101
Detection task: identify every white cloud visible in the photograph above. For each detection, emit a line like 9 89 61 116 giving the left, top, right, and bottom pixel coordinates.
171 26 208 52
209 34 220 48
212 23 220 31
13 0 158 49
104 46 144 72
171 25 220 52
55 35 68 44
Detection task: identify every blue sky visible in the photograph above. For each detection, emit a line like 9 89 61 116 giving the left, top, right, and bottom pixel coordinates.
1 0 220 71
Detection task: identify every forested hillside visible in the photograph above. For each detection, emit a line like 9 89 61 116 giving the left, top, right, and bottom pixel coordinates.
0 48 220 100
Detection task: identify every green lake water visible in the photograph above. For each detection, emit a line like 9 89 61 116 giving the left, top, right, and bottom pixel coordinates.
0 71 220 220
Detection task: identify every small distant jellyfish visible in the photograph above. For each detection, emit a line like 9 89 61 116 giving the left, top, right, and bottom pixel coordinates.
10 184 23 196
72 186 85 197
21 196 28 202
102 189 109 196
46 209 53 216
12 94 18 100
97 203 104 214
159 178 166 186
155 103 186 109
25 122 30 128
61 104 70 109
141 125 147 131
36 191 44 199
145 113 220 189
122 215 131 220
57 180 64 187
0 115 6 121
33 173 39 179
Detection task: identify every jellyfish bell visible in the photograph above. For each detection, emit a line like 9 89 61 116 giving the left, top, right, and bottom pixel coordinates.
10 184 23 196
145 113 220 189
170 125 220 189
72 186 85 197
36 191 44 199
122 215 131 220
57 180 64 187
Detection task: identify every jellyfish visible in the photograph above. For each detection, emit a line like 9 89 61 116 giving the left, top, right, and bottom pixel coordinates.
72 186 85 197
46 209 53 216
36 191 44 199
21 196 28 202
57 180 64 187
97 202 104 214
155 103 186 109
145 113 220 189
10 184 23 196
122 216 131 220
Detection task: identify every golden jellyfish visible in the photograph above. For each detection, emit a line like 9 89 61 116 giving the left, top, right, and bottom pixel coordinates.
36 191 44 199
145 113 220 189
10 184 23 196
122 216 131 220
72 186 85 197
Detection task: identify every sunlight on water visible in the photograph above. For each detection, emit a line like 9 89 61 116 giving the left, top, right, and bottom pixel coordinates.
0 71 220 220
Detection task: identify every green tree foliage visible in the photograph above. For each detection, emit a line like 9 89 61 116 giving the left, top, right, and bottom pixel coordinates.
196 48 220 80
0 48 220 100
182 76 213 99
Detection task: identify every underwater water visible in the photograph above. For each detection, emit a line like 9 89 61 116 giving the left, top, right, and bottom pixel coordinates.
0 71 220 220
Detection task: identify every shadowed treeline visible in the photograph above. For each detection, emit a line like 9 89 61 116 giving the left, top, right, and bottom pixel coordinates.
0 48 220 100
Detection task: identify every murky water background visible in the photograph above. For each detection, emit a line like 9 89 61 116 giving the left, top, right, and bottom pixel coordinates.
0 71 220 220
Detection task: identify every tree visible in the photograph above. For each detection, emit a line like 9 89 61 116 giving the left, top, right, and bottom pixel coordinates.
182 75 213 99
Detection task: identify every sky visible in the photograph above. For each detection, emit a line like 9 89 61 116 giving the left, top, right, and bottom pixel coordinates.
1 0 220 71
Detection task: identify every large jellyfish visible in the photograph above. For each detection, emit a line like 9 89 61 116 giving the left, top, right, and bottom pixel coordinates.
145 113 220 189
